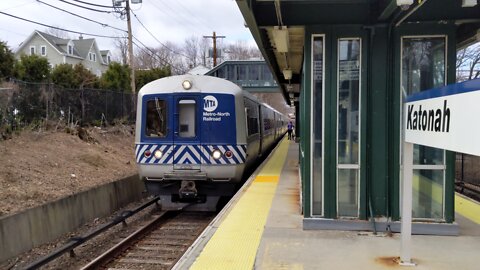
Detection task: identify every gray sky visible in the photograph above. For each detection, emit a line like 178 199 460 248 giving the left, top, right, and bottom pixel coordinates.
0 0 255 52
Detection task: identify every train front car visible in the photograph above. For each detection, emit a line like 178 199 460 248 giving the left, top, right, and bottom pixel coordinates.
135 75 247 211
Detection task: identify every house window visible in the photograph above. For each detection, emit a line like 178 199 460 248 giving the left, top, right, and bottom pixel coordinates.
68 45 73 55
89 52 92 61
41 46 46 56
107 55 111 64
93 53 96 62
30 46 35 55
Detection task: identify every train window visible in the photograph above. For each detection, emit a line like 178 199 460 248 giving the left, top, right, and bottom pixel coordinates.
145 99 167 138
245 99 259 136
178 99 196 138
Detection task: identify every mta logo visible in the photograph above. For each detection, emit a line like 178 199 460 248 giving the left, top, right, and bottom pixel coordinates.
203 95 218 112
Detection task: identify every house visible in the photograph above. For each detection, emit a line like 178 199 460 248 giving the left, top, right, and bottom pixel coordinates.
15 30 113 76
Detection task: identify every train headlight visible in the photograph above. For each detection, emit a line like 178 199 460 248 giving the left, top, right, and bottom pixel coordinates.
212 150 222 160
154 150 163 159
182 80 192 90
144 150 152 157
225 150 233 159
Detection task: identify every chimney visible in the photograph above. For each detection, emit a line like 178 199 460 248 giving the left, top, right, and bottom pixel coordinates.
79 34 83 40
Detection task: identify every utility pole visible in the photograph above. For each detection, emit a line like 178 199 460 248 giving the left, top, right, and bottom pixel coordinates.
126 0 135 95
203 31 225 67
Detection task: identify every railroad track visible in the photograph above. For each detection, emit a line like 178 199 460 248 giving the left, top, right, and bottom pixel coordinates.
456 181 480 202
81 210 215 270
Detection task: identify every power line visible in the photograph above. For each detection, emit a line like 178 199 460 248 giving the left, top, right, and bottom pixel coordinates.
167 0 212 32
0 11 121 38
71 0 114 9
55 0 112 13
36 0 127 33
148 0 198 32
132 39 183 74
130 10 193 61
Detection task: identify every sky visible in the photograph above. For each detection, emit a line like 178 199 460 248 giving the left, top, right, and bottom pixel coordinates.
0 0 256 54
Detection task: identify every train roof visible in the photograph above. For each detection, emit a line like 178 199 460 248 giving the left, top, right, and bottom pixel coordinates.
138 75 243 96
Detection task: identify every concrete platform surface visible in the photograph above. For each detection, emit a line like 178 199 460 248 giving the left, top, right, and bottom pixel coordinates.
255 142 480 270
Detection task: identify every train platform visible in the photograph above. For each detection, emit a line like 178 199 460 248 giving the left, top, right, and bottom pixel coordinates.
174 138 480 270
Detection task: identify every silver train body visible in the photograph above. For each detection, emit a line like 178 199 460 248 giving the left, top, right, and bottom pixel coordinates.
135 75 287 210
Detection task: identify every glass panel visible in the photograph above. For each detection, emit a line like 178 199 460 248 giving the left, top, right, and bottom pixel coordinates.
178 100 196 138
237 65 247 81
338 39 360 165
402 38 445 95
145 99 167 137
217 67 225 78
227 65 235 81
337 169 359 217
248 65 259 81
312 36 323 216
413 145 444 165
412 170 444 219
401 36 446 220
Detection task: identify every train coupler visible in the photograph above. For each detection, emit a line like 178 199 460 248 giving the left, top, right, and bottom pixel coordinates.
179 180 198 199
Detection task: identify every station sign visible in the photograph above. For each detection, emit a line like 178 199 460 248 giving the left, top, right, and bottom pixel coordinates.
405 79 480 156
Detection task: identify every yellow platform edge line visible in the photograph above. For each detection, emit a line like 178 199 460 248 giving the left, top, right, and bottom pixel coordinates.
190 139 290 270
455 194 480 224
255 175 280 182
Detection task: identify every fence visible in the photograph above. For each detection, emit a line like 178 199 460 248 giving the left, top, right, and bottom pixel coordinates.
456 153 480 186
0 81 136 131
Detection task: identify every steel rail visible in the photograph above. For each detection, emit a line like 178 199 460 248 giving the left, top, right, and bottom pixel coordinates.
80 210 180 270
23 196 160 270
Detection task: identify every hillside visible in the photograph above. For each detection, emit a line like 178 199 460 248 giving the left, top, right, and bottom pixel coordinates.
0 125 137 216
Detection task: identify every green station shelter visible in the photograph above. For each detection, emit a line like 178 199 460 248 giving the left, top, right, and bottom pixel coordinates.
236 0 480 234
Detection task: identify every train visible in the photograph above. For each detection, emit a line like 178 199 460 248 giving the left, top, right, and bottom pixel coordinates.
135 75 288 210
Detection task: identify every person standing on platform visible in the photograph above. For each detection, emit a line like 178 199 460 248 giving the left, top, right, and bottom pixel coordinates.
287 121 294 140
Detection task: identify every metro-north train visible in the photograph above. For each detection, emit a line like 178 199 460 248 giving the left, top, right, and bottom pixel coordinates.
135 75 287 210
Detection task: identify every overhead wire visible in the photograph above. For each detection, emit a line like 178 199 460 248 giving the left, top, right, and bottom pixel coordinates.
36 0 127 33
54 0 113 13
70 0 114 9
131 39 183 74
148 0 201 32
0 11 120 38
130 10 193 61
164 0 212 33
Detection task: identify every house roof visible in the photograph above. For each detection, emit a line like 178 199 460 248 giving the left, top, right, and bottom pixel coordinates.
35 31 82 58
16 30 110 63
72 38 95 59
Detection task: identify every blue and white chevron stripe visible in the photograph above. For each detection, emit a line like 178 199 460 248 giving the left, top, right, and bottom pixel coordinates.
135 144 246 165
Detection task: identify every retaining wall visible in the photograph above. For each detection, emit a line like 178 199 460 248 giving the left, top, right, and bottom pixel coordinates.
0 175 144 262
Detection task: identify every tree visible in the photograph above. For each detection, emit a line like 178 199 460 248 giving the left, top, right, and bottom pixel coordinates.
100 62 130 92
73 64 98 89
0 40 15 81
135 67 171 90
184 36 200 68
113 35 128 65
457 43 480 82
44 26 70 39
51 63 98 89
51 64 76 88
14 54 50 82
225 41 263 61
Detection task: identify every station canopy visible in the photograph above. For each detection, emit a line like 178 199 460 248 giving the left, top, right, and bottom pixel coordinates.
237 0 480 104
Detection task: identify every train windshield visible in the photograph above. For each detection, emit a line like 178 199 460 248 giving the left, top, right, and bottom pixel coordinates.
178 99 196 138
145 98 167 138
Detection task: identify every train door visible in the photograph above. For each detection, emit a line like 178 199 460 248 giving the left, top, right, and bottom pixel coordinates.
172 95 201 170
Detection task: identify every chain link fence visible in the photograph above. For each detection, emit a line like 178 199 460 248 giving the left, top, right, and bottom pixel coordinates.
456 153 480 186
0 80 136 133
